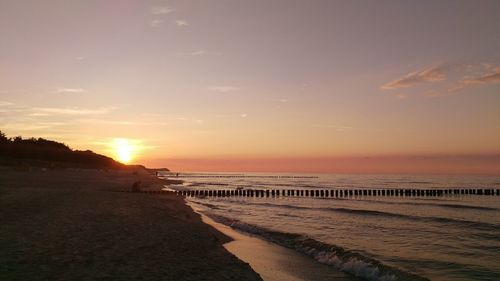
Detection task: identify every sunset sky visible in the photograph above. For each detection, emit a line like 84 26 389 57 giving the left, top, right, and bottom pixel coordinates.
1 1 499 174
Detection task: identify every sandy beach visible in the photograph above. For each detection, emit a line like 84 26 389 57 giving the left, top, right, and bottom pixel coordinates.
0 167 262 281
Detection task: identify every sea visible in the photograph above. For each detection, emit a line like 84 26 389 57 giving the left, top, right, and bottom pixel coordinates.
159 172 500 281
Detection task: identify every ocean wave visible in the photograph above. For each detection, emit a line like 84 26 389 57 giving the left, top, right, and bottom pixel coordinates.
192 201 222 210
316 197 499 211
216 200 500 231
209 214 429 281
326 208 498 231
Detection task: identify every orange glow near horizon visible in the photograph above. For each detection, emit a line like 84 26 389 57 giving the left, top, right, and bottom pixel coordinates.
111 138 137 164
142 155 500 175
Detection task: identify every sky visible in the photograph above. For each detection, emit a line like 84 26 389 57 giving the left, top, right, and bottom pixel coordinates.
1 0 499 174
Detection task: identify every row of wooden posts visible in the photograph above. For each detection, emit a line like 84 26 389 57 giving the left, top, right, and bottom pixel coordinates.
142 188 500 197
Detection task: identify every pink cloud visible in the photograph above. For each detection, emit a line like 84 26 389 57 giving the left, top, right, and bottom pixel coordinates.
382 64 447 89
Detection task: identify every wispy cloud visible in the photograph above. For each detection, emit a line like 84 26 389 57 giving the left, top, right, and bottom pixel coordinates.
313 124 357 132
423 66 500 97
56 88 87 93
77 119 145 126
150 6 173 15
28 112 50 117
383 62 500 98
1 122 55 131
0 101 13 106
0 101 29 113
170 116 206 125
33 107 113 116
149 19 164 27
209 86 239 93
177 50 206 57
175 20 189 27
176 50 222 57
423 83 467 98
0 119 67 131
240 113 248 118
463 68 500 85
190 50 206 56
382 64 447 89
312 124 382 132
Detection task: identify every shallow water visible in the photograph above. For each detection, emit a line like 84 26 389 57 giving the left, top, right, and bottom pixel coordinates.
162 172 500 281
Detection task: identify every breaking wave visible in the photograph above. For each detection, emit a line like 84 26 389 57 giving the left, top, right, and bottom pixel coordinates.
210 214 430 281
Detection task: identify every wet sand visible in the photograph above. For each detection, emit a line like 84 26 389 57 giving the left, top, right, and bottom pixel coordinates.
195 208 360 281
0 167 262 281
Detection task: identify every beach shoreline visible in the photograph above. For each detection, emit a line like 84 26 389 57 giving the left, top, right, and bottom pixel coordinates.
0 166 262 281
190 203 359 281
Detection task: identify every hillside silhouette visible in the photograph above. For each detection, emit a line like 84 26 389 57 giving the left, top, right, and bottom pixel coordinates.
0 131 123 169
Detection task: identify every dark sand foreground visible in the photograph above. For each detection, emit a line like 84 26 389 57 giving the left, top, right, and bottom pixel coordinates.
0 167 262 281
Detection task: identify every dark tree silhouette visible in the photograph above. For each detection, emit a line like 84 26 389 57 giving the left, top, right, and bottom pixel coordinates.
0 131 123 169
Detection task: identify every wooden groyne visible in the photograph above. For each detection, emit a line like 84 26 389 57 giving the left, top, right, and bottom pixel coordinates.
138 188 500 197
161 175 319 179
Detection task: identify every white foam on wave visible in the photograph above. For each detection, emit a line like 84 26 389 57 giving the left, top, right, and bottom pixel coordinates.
210 214 428 281
296 245 398 281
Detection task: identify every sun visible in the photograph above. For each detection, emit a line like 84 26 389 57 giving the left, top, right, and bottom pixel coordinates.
112 138 136 164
